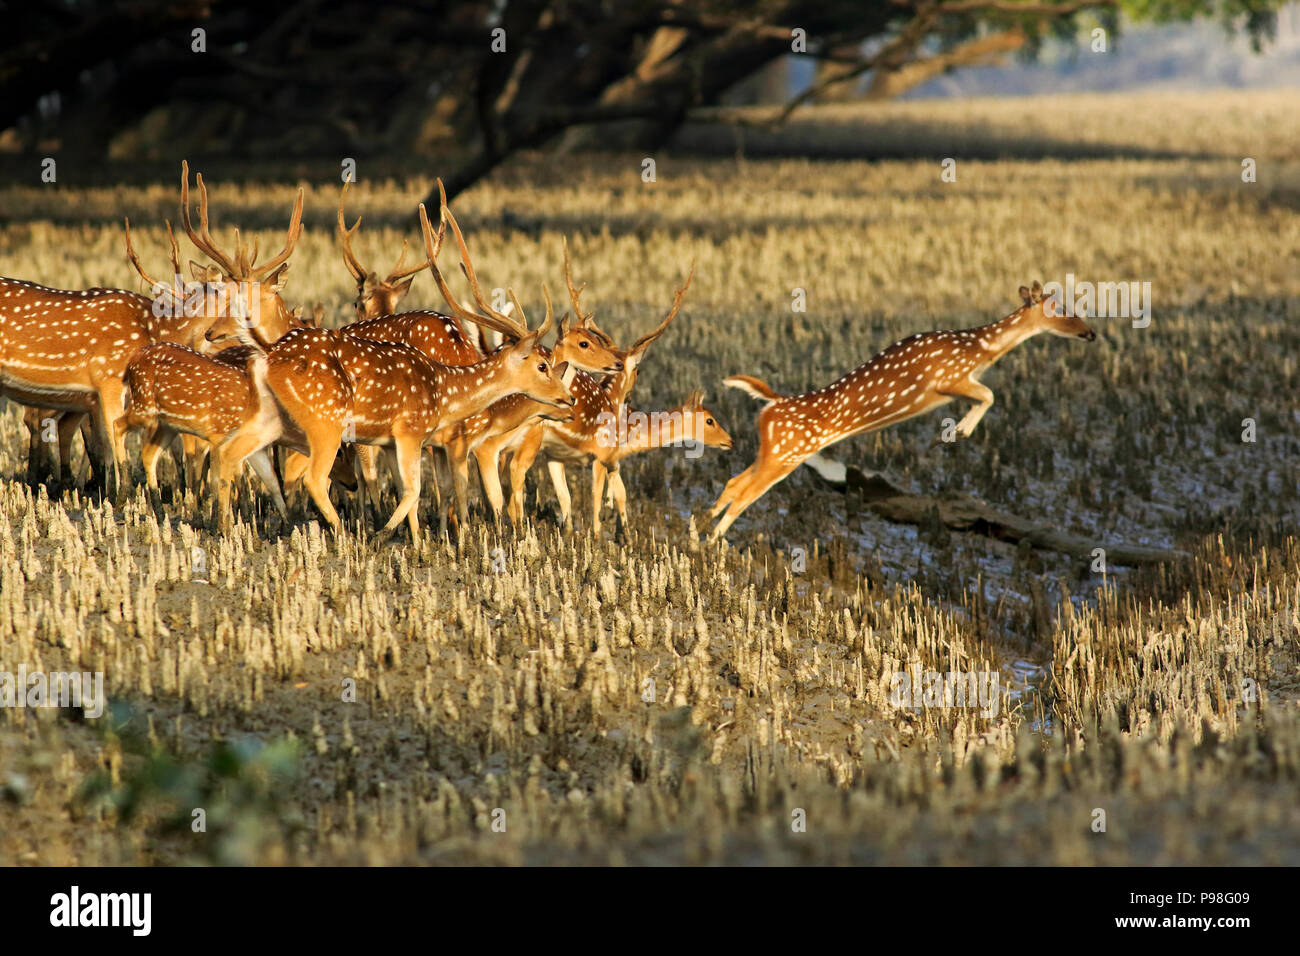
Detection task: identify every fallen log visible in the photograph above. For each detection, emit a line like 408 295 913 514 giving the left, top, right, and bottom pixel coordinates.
803 455 1187 567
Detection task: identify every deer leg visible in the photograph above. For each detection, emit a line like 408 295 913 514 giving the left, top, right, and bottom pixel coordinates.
431 447 448 523
179 434 207 495
96 379 132 505
353 444 382 518
282 450 309 491
140 424 178 490
54 412 89 487
78 409 108 491
542 461 571 526
24 408 59 486
710 456 803 541
474 441 507 520
210 443 234 533
245 448 289 518
299 429 343 533
711 462 757 519
23 408 47 484
588 461 607 533
608 466 629 530
943 380 994 440
507 427 545 524
75 414 96 486
375 434 423 545
448 444 472 528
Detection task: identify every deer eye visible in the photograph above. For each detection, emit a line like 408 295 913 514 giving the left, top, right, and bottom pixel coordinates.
537 363 547 373
706 418 714 426
579 341 588 348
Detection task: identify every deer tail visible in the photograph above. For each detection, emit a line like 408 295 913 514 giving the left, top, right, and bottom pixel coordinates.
245 351 275 415
723 375 784 406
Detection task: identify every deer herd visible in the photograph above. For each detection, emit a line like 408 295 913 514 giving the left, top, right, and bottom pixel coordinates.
0 163 1096 546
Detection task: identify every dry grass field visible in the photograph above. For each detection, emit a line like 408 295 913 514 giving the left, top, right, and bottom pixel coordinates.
0 90 1297 864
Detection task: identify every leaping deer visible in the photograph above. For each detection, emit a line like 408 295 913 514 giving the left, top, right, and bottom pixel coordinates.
709 282 1096 540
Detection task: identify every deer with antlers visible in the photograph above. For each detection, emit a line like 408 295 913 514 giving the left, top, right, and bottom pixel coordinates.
0 156 305 502
220 202 575 542
501 263 714 533
424 235 624 526
295 194 623 527
111 165 312 500
709 282 1096 540
337 182 433 322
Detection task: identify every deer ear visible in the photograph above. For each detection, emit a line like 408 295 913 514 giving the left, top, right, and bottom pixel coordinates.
291 306 304 320
1018 284 1031 304
1030 280 1043 302
558 311 571 337
553 361 569 378
190 261 214 282
394 276 415 298
267 264 290 293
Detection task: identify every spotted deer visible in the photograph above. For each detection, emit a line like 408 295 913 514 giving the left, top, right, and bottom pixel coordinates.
220 203 575 543
426 235 623 526
506 381 730 533
115 343 287 530
502 263 693 532
337 182 432 321
709 282 1096 540
121 167 310 495
291 184 482 514
0 266 155 497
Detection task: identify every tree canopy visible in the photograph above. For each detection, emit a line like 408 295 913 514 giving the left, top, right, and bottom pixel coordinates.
0 1 1284 201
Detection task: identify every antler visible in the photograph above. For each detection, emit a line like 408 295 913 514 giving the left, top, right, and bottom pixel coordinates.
180 160 302 281
338 182 367 281
506 284 558 342
124 218 186 299
124 218 167 294
421 200 499 334
340 182 429 286
247 184 303 282
562 237 592 325
629 260 695 357
448 211 531 340
180 160 241 277
385 240 430 283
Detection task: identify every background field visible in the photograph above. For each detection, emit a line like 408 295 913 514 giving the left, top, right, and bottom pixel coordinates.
1 90 1298 864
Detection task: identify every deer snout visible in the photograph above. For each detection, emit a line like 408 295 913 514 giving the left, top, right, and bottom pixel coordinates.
1080 330 1097 342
